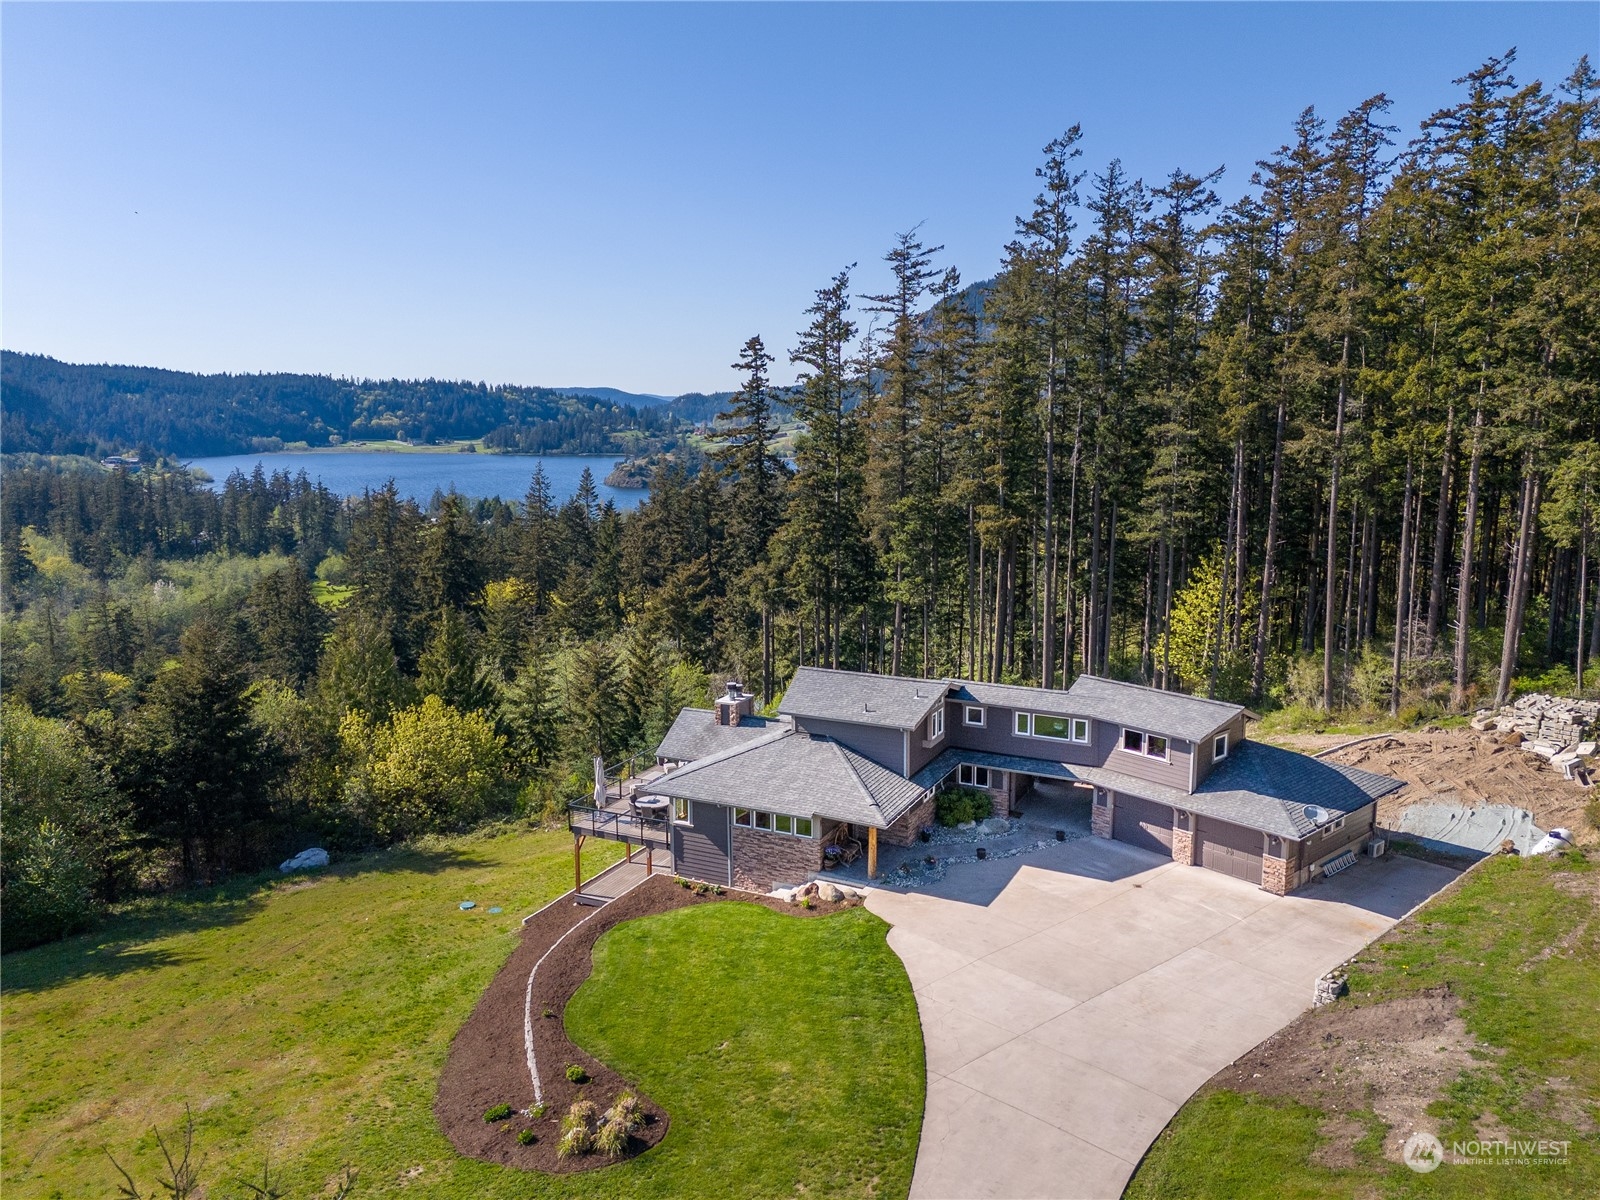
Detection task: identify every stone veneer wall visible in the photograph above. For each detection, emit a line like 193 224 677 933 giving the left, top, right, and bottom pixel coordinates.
1091 793 1114 839
1170 827 1195 866
1261 853 1289 896
731 827 823 893
883 795 936 847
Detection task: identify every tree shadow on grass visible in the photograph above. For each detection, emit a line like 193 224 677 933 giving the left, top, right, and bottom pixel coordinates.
2 843 498 993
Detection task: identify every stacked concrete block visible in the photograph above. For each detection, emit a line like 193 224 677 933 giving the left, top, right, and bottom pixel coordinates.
1474 693 1600 782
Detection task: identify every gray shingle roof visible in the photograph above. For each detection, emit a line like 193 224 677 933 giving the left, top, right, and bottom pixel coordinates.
1068 740 1401 839
948 679 1082 717
911 746 1083 790
649 729 928 827
654 708 780 763
779 667 948 731
1062 675 1246 743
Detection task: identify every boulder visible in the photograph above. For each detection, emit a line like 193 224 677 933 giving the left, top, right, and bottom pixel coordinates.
980 818 1009 835
769 887 796 904
957 820 977 830
816 882 844 903
279 848 329 873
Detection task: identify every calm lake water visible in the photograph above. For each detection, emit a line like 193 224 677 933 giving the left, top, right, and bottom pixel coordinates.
184 451 645 509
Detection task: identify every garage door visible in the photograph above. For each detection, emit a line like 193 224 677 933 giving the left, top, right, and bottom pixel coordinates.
1112 793 1173 856
1196 816 1263 884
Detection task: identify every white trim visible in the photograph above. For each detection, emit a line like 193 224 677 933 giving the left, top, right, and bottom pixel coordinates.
1213 732 1230 761
1014 712 1090 744
672 797 692 824
929 707 945 742
1120 727 1171 763
964 704 986 727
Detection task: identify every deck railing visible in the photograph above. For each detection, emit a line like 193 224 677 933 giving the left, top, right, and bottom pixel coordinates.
565 749 672 847
568 803 672 847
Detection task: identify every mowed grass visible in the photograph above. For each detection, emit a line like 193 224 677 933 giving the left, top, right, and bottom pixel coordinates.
1128 852 1600 1200
564 902 926 1200
3 834 925 1200
2 828 625 1199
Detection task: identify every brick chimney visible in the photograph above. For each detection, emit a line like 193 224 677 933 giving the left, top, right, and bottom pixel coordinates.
716 680 755 726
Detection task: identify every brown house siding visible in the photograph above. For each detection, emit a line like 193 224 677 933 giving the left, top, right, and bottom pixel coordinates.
1303 802 1378 873
730 826 823 892
792 716 906 773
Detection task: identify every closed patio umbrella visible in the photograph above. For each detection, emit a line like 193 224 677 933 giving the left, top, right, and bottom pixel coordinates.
593 755 607 807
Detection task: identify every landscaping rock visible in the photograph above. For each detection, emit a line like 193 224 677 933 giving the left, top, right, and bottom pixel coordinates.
979 818 1009 835
279 848 329 873
816 882 844 902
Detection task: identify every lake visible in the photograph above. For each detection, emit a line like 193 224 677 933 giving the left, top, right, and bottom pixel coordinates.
184 451 646 509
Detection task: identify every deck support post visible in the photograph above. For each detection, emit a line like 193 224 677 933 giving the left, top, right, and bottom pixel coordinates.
868 826 878 880
574 834 586 895
646 846 654 876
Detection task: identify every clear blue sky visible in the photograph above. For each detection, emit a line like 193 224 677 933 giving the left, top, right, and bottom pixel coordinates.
3 3 1594 395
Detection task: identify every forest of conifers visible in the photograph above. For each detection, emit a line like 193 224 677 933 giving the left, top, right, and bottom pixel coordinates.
1 52 1595 949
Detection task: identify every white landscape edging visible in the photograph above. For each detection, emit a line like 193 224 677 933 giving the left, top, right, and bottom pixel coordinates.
519 862 654 1107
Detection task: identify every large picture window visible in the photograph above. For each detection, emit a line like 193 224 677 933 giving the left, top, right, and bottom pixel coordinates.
1015 713 1090 743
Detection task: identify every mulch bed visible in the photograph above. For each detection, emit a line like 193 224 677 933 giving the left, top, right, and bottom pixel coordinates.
433 870 858 1174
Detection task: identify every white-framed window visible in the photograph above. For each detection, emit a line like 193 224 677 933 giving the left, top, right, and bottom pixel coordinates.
1213 732 1230 761
929 707 945 741
733 807 812 838
964 705 985 727
1014 713 1090 743
1121 729 1170 761
958 763 1001 789
1320 815 1345 839
673 797 691 824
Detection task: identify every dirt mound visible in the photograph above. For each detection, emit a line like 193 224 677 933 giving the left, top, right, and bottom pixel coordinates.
433 873 853 1174
1312 730 1594 845
1210 987 1485 1163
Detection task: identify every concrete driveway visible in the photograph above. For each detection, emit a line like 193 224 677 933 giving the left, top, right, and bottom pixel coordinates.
865 837 1457 1200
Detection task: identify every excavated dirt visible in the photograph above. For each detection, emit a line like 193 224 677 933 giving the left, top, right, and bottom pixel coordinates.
434 873 856 1174
1273 729 1596 844
1209 988 1487 1164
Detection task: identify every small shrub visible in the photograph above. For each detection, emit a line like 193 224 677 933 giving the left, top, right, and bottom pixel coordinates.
711 884 725 896
542 1007 555 1018
558 1099 599 1158
565 1063 589 1084
606 1091 644 1133
593 1115 629 1158
517 1127 537 1146
936 786 991 827
692 880 711 895
483 1103 513 1123
675 876 691 889
528 1101 548 1120
801 896 814 909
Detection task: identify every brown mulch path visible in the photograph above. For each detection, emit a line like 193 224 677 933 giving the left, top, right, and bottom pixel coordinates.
433 871 856 1174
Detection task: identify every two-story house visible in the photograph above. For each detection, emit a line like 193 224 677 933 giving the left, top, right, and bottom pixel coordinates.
638 668 1401 896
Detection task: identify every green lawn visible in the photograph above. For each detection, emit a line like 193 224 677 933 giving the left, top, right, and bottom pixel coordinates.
2 829 925 1199
564 902 926 1199
1127 852 1600 1200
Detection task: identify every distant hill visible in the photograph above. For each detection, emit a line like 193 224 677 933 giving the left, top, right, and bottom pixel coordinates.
0 353 720 458
548 386 675 406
